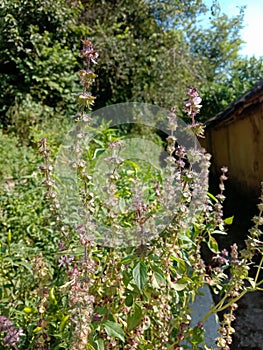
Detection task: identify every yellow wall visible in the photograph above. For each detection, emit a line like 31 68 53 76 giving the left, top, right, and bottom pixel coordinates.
205 102 263 197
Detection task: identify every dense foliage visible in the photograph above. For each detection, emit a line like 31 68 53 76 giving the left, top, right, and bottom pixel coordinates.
0 0 89 141
1 0 263 139
1 39 263 350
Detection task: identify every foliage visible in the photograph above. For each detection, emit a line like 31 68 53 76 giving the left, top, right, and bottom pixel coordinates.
200 55 263 119
0 130 37 180
0 0 89 134
81 0 206 111
2 40 263 349
0 131 63 349
192 2 263 120
80 0 263 121
1 0 263 145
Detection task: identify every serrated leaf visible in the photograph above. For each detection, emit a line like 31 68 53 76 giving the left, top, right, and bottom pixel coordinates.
224 216 234 225
127 303 143 331
103 321 125 342
132 261 148 292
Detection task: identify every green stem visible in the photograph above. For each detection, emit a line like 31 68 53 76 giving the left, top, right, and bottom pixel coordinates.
254 255 263 285
201 287 251 323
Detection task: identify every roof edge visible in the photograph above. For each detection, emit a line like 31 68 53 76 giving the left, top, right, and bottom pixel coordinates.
205 79 263 128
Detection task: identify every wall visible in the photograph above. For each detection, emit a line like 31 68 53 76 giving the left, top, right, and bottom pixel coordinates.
205 99 263 198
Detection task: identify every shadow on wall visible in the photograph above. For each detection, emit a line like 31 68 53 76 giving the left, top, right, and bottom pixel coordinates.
209 173 259 249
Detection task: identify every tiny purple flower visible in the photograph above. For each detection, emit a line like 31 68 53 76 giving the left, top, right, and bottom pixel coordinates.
58 255 74 268
4 328 24 347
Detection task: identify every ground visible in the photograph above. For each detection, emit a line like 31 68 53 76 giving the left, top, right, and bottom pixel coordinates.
232 291 263 350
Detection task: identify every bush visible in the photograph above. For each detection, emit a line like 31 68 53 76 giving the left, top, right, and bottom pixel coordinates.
0 0 89 136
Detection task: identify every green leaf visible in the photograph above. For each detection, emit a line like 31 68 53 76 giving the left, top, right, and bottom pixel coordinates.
207 235 219 253
33 326 42 333
132 261 148 292
127 303 143 331
7 229 12 245
125 294 133 307
49 287 57 305
13 261 33 274
120 254 137 264
103 321 125 342
207 192 218 202
122 270 132 287
212 230 227 235
93 338 105 350
93 138 105 147
191 325 205 345
118 197 127 213
124 160 140 171
87 344 96 350
59 315 69 332
178 233 195 244
224 216 234 225
93 148 105 159
153 270 166 288
151 264 166 288
23 307 33 314
171 282 188 291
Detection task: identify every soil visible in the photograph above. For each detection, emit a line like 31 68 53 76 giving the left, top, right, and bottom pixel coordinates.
232 291 263 350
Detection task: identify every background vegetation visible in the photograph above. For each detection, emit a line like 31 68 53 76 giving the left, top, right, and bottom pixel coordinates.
1 0 263 137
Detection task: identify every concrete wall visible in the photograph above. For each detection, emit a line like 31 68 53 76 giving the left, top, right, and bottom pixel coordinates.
205 101 263 198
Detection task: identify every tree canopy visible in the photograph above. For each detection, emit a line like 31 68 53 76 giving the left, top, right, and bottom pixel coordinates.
1 0 263 139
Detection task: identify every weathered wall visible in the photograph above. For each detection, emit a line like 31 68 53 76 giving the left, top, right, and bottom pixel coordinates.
204 100 263 198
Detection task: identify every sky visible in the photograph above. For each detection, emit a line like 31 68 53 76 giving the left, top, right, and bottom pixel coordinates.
203 0 263 58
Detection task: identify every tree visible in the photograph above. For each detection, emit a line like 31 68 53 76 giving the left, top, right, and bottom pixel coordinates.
0 0 89 132
1 0 263 139
81 0 262 121
80 0 208 112
190 1 263 120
